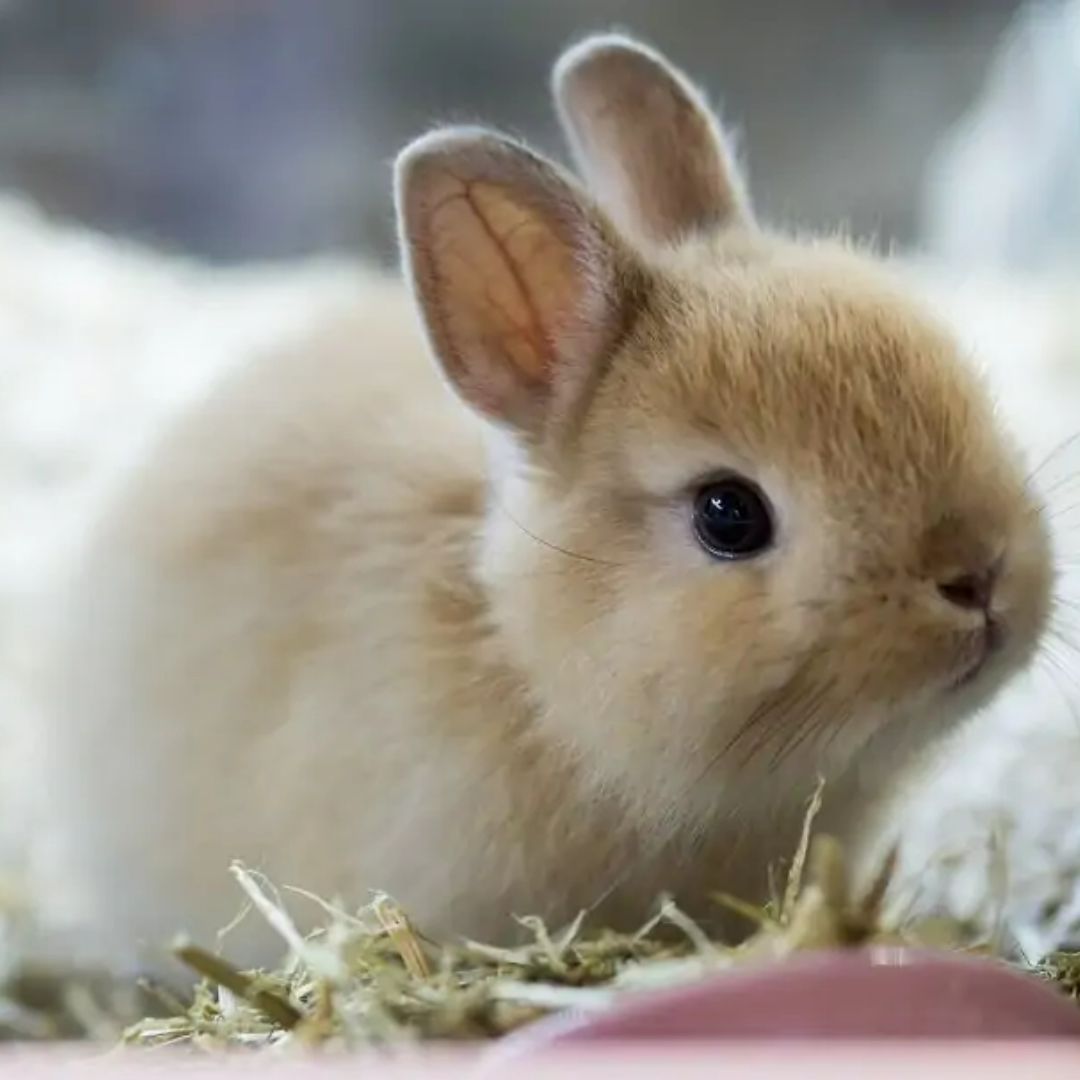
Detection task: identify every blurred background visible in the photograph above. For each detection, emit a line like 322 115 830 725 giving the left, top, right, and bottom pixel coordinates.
0 0 1054 267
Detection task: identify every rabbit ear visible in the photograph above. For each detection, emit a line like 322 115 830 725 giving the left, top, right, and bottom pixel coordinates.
395 126 644 441
552 33 753 245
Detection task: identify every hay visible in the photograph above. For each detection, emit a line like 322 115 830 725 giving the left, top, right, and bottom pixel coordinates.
1 789 1074 1054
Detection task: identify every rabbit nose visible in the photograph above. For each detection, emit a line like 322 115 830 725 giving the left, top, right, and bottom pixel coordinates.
937 562 1000 612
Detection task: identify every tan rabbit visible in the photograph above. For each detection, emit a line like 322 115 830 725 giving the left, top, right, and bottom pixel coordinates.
33 33 1053 984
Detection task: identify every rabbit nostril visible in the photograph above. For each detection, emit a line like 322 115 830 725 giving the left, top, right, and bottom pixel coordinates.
937 570 994 612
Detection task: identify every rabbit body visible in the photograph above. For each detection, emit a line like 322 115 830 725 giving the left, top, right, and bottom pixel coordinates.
45 279 731 974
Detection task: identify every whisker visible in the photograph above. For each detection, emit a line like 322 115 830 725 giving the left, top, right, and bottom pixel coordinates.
1047 619 1080 649
1042 499 1080 522
1034 472 1080 504
1044 632 1080 677
491 493 625 568
726 651 828 769
721 664 815 767
740 683 813 768
815 666 874 763
1034 647 1080 736
767 676 840 774
1046 609 1080 647
1027 429 1080 487
1047 633 1080 664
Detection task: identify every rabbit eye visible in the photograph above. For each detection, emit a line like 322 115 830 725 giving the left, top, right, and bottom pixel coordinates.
692 477 774 560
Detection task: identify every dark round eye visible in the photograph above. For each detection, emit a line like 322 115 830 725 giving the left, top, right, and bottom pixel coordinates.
692 477 774 560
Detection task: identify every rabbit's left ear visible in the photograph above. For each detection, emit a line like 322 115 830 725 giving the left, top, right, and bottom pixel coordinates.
552 33 754 245
395 126 646 442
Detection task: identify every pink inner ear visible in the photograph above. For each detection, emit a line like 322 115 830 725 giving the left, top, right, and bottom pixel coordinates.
409 153 620 431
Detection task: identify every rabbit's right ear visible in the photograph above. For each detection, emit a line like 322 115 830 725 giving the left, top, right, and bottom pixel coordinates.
395 127 645 443
552 33 753 245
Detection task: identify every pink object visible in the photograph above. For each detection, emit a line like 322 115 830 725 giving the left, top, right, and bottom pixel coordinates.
489 947 1080 1055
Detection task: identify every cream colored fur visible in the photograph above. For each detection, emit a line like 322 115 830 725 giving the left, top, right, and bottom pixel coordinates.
31 34 1053 984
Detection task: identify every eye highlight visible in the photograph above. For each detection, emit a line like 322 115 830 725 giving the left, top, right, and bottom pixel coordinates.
692 476 774 560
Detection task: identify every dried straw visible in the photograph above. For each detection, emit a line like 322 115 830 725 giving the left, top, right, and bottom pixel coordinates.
0 784 1074 1052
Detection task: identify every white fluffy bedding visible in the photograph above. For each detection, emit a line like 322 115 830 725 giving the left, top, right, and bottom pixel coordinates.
2 192 1080 964
0 197 367 907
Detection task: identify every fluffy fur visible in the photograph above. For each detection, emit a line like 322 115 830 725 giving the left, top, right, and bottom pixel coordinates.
33 33 1053 983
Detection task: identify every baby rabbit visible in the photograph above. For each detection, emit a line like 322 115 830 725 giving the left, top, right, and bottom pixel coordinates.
34 33 1052 983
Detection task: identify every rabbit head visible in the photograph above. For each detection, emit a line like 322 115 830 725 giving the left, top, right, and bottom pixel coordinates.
393 33 1053 830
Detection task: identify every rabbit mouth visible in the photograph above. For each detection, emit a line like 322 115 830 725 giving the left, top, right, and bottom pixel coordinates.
947 618 1005 692
949 652 988 692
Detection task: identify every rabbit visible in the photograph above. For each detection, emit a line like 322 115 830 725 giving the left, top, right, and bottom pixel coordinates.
30 32 1054 986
